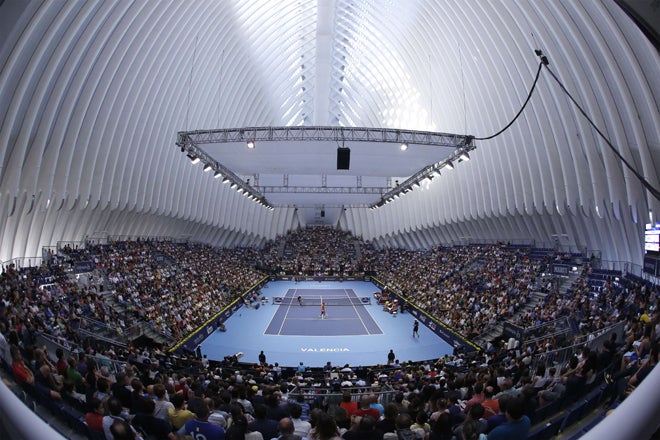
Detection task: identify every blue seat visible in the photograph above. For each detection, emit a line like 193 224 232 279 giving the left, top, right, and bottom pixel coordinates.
559 400 588 433
527 416 564 440
582 387 603 415
59 405 88 437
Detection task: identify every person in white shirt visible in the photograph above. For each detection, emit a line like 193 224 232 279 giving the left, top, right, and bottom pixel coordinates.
290 403 311 438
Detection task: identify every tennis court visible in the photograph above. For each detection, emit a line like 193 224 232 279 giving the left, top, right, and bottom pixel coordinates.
200 280 454 367
264 288 383 336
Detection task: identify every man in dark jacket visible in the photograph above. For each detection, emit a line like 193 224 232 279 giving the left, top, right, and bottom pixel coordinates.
249 404 279 439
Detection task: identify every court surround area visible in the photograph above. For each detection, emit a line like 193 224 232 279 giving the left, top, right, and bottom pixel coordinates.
200 280 454 367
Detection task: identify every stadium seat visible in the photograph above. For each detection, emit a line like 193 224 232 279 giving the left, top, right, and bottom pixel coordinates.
559 400 588 433
527 416 564 440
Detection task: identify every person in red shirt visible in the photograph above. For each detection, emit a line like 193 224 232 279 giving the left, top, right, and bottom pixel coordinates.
10 345 34 386
354 394 380 420
463 382 485 414
85 397 105 433
480 386 500 418
320 302 326 319
55 347 68 377
340 391 359 417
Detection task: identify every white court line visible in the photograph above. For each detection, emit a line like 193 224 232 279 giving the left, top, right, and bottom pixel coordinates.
345 288 371 334
276 289 296 335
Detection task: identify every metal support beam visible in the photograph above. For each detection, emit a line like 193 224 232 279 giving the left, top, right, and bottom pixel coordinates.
177 126 471 148
175 126 475 209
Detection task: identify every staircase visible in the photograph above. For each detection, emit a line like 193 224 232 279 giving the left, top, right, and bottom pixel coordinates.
472 271 582 348
99 293 175 346
354 241 362 259
472 290 549 348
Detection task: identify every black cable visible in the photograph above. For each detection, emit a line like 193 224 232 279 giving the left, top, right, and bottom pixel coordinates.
474 61 544 141
543 64 660 202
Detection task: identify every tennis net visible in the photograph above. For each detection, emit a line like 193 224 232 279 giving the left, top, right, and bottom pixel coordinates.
273 296 371 306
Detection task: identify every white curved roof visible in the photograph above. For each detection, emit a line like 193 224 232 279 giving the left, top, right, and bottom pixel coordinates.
0 0 658 263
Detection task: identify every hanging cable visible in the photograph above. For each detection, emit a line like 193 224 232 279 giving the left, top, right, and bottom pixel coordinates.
473 49 660 202
474 61 543 141
542 59 660 202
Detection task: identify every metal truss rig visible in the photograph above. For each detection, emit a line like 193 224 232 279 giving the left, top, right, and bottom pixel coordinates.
176 126 475 208
177 126 471 147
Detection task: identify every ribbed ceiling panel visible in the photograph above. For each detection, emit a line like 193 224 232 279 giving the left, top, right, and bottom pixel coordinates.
0 0 657 264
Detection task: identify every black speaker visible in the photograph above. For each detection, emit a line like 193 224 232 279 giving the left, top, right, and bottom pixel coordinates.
320 210 325 217
337 147 350 170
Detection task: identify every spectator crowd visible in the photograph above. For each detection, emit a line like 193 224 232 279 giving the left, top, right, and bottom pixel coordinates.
0 227 657 440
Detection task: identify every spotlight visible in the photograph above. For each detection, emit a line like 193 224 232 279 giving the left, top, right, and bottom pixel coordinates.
432 170 441 178
187 154 200 165
412 181 421 188
459 152 470 161
214 171 222 179
222 177 230 184
246 140 255 149
400 143 408 151
445 160 454 170
230 182 237 189
203 163 213 172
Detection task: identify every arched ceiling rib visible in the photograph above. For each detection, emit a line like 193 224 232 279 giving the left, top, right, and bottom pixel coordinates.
0 0 658 264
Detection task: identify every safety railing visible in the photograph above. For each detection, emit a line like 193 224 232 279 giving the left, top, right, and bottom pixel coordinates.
36 333 127 378
529 320 626 372
288 384 398 406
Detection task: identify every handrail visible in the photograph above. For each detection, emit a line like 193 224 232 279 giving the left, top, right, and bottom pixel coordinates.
1 256 44 270
529 321 626 371
36 333 127 376
288 385 398 405
77 327 128 349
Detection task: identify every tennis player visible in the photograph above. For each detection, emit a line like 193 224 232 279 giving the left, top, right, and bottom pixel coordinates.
320 301 326 319
297 295 303 306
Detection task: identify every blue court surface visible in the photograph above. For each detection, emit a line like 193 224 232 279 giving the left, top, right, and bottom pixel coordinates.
265 288 382 336
200 280 454 368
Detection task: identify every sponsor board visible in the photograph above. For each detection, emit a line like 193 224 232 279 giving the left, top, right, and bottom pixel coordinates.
643 255 659 277
73 261 95 273
502 322 525 341
301 348 350 352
